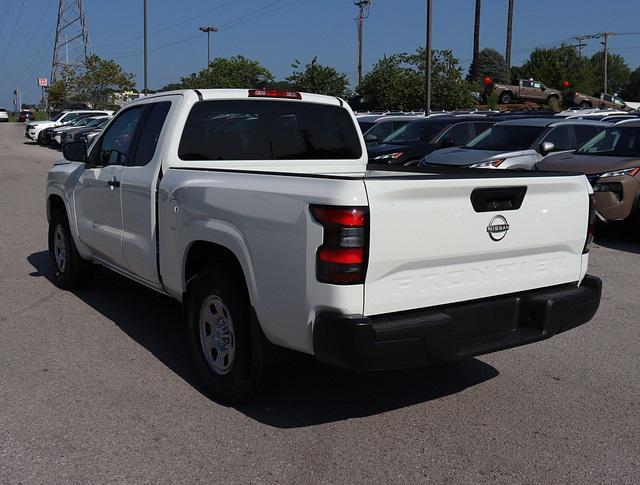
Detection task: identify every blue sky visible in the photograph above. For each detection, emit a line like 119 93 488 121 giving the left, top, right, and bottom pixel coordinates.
2 0 640 105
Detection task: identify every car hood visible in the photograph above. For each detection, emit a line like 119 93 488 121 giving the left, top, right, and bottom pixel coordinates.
536 151 640 174
423 147 527 166
27 120 55 126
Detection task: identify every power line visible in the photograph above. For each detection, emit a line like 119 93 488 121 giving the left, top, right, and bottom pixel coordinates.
0 0 14 45
0 0 27 72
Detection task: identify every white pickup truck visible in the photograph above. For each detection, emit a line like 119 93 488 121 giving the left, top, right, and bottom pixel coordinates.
46 89 602 402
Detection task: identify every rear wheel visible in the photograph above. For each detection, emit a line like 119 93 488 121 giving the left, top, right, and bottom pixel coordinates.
186 266 272 403
499 92 512 104
579 101 591 108
48 209 93 289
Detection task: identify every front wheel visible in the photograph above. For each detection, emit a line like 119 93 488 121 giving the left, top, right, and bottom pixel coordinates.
499 92 512 104
186 266 272 403
579 101 591 108
48 209 93 289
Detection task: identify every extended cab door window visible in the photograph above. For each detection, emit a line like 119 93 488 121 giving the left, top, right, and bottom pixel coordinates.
130 102 171 166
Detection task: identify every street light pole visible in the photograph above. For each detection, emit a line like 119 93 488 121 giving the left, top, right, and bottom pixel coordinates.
199 26 218 67
425 0 432 116
143 0 148 95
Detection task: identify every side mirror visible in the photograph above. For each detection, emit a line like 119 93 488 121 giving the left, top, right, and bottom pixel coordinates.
440 137 456 148
63 141 87 163
540 141 555 154
364 133 378 143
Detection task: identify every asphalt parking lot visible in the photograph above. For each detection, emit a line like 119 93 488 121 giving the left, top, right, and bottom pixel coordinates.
1 122 638 483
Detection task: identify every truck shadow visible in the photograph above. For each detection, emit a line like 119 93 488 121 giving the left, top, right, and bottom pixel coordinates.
594 224 640 254
27 250 498 428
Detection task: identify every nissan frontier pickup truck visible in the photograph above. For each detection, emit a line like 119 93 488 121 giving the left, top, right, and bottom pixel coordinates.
46 89 602 402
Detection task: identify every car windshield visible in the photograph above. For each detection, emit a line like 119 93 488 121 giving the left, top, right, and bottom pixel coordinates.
358 121 375 133
71 117 94 127
383 121 449 144
84 118 105 127
465 125 545 151
576 126 640 157
96 119 110 128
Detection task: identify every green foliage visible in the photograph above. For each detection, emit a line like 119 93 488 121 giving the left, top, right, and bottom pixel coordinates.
357 48 475 111
468 48 510 83
485 91 499 109
47 55 135 109
620 67 640 100
518 44 597 94
162 55 274 90
589 52 630 94
286 57 350 98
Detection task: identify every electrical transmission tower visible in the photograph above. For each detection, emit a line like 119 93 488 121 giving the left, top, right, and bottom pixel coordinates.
51 0 90 82
354 0 373 86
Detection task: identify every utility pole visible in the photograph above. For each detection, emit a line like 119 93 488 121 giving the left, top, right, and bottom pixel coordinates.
471 0 481 81
354 0 372 86
505 0 514 69
199 26 218 67
143 0 148 95
571 35 587 56
425 0 432 116
600 32 611 94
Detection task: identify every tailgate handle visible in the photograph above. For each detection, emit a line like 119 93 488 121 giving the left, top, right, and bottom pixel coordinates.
470 186 527 212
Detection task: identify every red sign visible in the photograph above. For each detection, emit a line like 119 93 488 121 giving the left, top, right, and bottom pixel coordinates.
38 77 48 87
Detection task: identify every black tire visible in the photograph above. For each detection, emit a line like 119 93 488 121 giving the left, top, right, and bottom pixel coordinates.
579 101 591 108
48 208 93 290
547 95 560 109
499 92 512 104
37 131 47 145
186 265 272 403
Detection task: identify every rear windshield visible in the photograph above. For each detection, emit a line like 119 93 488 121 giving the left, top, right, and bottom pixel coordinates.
465 125 545 151
179 100 362 161
383 120 449 144
577 126 640 157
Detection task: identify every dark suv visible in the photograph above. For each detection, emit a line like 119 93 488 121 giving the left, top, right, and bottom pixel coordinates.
367 116 501 166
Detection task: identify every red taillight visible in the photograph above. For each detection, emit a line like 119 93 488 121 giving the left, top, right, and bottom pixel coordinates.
248 89 302 100
583 194 596 254
311 205 369 285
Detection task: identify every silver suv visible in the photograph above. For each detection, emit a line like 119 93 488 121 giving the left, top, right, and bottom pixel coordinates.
420 118 608 170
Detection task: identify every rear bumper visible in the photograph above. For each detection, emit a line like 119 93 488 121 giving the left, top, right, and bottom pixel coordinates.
313 275 602 371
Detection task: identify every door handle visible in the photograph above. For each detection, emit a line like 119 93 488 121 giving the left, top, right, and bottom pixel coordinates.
108 177 120 189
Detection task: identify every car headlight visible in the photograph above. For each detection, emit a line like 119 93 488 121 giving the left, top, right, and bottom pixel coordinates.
600 167 640 178
469 159 506 168
373 152 404 160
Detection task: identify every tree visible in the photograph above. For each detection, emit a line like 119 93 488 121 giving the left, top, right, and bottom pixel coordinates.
468 48 510 84
620 66 640 100
162 55 273 90
357 48 475 111
46 80 68 110
589 52 630 94
46 55 134 109
518 44 597 94
75 55 135 108
286 57 350 97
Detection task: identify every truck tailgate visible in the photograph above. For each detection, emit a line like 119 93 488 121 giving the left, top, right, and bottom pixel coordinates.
363 173 589 316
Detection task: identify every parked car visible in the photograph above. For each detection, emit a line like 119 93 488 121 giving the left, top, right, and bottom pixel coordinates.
46 89 601 402
17 110 35 122
565 91 628 110
60 117 111 147
26 110 112 143
0 108 8 122
49 116 109 146
421 118 608 169
368 116 501 165
486 79 562 106
363 116 423 145
536 120 640 226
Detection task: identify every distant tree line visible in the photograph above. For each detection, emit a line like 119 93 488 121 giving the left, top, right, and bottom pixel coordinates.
47 45 640 112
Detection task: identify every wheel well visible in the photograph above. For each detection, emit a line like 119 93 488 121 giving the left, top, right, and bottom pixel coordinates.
48 194 66 221
184 241 250 298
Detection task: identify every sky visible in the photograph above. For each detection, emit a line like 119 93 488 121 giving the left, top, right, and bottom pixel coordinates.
2 0 640 106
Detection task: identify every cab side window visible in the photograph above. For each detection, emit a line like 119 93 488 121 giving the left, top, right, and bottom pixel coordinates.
92 107 145 166
521 80 532 88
